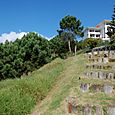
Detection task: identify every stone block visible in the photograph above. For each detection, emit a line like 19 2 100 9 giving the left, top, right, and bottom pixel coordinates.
107 107 115 115
96 106 104 115
112 65 115 69
83 104 92 115
98 71 103 79
89 84 103 92
103 85 113 94
98 58 103 63
107 73 114 79
92 51 98 56
103 58 109 64
80 83 89 92
99 51 104 55
92 72 98 78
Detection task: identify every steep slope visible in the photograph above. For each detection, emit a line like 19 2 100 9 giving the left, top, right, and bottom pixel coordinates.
0 53 114 115
31 54 115 115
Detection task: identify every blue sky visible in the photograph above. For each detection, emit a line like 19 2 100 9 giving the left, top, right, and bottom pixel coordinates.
0 0 114 39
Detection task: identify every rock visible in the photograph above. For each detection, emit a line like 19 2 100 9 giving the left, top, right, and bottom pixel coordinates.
107 107 115 115
103 85 113 94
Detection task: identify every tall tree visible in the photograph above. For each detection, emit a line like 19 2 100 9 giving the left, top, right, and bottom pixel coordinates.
58 15 84 54
107 5 115 39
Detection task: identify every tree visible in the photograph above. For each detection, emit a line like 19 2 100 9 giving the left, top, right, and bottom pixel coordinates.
84 38 102 49
111 33 115 40
107 5 115 39
49 35 68 59
58 15 84 54
0 32 52 80
110 33 115 44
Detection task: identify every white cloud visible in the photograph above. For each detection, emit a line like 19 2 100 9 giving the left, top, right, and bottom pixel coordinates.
0 31 54 43
38 34 53 40
0 32 27 43
33 31 54 40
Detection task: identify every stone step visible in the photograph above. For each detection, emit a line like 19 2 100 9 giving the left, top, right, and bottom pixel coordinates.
86 64 115 69
80 83 115 94
84 71 115 80
66 97 115 115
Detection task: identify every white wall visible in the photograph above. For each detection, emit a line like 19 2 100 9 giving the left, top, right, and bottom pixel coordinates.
83 20 110 41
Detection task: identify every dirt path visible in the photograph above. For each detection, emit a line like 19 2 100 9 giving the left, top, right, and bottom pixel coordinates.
30 56 79 115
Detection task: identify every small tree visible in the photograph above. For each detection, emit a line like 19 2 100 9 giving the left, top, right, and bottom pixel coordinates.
84 38 102 49
110 33 115 44
58 15 84 54
111 33 115 40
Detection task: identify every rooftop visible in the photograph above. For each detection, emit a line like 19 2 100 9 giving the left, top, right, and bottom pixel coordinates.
96 20 111 27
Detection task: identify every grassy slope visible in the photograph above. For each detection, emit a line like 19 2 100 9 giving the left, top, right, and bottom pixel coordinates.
0 58 65 115
0 54 114 115
31 54 115 115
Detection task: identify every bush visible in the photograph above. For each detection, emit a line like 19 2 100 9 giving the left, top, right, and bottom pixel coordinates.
0 32 52 80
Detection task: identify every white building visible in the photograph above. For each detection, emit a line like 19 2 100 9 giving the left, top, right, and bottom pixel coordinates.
83 20 110 41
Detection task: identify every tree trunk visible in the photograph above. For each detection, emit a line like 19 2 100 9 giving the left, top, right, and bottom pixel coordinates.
68 40 71 53
74 45 77 55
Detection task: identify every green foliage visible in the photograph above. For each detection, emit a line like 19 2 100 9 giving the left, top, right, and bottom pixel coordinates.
77 40 85 50
58 15 84 53
110 33 115 44
107 5 115 38
0 32 52 80
59 15 83 36
0 30 83 80
49 35 68 59
0 15 84 80
0 58 64 115
111 33 115 40
48 85 70 111
83 38 103 49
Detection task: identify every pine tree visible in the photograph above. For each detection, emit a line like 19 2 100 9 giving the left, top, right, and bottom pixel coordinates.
107 5 115 38
111 5 115 33
58 15 83 54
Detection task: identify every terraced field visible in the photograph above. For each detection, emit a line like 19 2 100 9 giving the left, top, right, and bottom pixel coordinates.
31 50 115 115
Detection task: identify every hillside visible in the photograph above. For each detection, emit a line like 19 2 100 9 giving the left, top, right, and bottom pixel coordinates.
31 53 115 115
0 52 114 115
0 58 65 115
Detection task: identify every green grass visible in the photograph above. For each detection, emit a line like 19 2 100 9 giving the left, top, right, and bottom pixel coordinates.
36 53 115 115
0 52 114 115
49 85 70 110
37 54 87 115
0 58 65 115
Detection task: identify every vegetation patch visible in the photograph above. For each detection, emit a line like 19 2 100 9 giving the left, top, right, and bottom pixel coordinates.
0 58 64 115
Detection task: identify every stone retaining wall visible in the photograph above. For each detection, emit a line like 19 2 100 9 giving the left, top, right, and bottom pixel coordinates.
84 71 115 80
80 83 114 94
66 97 115 115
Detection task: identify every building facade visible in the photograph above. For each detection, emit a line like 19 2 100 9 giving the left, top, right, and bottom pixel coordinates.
83 20 110 41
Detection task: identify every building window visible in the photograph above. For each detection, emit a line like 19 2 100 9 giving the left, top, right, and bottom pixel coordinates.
90 34 95 37
95 30 100 32
96 34 100 38
89 30 94 32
